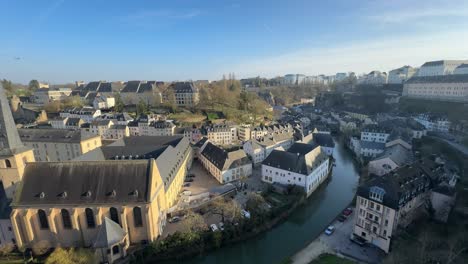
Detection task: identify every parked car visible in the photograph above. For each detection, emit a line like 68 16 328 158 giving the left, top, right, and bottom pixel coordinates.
325 225 335 235
210 224 219 232
350 235 366 246
218 222 225 231
241 209 251 219
338 215 347 222
183 183 191 187
187 174 196 178
342 208 353 216
184 178 194 182
169 216 181 223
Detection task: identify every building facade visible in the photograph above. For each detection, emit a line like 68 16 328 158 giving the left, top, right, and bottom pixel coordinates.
417 60 468 76
403 74 468 103
387 66 417 84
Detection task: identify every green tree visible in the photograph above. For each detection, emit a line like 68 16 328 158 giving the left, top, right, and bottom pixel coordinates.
136 99 149 116
181 211 206 233
28 79 40 91
114 94 125 112
45 248 96 264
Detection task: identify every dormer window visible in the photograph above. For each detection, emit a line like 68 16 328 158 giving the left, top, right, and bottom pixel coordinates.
369 186 385 202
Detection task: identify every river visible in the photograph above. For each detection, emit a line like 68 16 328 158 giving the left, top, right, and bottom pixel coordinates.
180 138 360 264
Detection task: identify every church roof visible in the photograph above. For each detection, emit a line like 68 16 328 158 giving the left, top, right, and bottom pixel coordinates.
93 217 126 248
0 83 30 156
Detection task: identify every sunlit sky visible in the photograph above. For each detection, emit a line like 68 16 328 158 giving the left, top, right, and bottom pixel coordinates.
1 0 468 83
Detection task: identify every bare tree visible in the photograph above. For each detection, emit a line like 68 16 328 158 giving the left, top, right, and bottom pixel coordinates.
182 211 206 233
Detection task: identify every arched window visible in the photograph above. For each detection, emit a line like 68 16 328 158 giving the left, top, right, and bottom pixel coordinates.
133 207 143 227
37 209 49 229
109 207 119 225
5 159 11 168
112 245 120 255
85 208 96 228
61 209 72 229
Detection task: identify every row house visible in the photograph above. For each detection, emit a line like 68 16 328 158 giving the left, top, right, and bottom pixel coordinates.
243 132 294 164
50 117 84 130
206 124 236 145
60 107 101 123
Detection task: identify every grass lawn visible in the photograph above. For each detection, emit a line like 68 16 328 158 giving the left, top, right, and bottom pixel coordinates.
168 112 206 124
309 253 356 264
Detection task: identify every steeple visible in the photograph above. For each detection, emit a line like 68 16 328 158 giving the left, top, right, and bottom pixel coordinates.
0 83 27 156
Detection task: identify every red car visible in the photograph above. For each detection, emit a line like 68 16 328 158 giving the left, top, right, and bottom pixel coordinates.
342 208 353 216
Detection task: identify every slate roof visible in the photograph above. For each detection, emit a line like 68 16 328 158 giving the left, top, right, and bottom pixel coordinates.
406 74 468 84
357 158 443 210
137 82 154 93
457 63 468 69
65 117 82 126
93 217 126 248
201 142 250 171
15 160 152 206
18 128 98 143
262 143 328 175
313 133 335 148
169 82 198 93
360 141 386 150
373 144 413 166
0 83 29 156
152 121 175 128
121 81 140 93
97 82 112 93
287 142 320 156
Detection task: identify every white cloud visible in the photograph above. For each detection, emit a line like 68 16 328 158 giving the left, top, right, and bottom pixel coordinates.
228 29 468 78
368 7 468 24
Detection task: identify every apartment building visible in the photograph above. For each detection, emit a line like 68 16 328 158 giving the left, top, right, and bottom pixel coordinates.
361 125 391 143
403 74 468 103
199 142 252 184
50 117 84 130
93 94 115 110
104 125 130 140
352 159 444 253
167 82 199 107
417 60 468 76
243 132 294 164
18 129 102 161
387 66 417 84
206 124 236 145
140 121 176 136
357 71 387 85
413 114 451 132
33 88 72 104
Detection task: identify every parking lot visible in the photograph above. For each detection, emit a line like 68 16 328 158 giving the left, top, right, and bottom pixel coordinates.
183 161 221 195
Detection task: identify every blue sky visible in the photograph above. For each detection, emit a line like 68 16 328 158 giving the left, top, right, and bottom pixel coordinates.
1 0 468 83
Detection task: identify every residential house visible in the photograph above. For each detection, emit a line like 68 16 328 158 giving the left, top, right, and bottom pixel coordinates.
312 133 335 156
206 124 236 145
199 142 252 184
413 114 451 132
166 82 199 107
60 107 101 123
243 132 294 164
104 125 130 140
261 143 330 197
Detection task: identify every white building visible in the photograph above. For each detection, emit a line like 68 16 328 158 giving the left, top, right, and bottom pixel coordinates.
413 114 451 132
206 124 236 145
361 125 391 143
403 74 468 103
243 133 294 164
454 64 468 75
358 71 387 85
140 121 176 136
33 88 72 104
86 120 114 138
387 66 417 84
199 142 252 184
60 107 101 123
312 133 335 156
417 60 468 77
93 94 115 110
104 125 130 140
261 143 330 197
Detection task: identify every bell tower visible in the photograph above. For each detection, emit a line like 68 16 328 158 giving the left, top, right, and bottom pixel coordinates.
0 83 35 199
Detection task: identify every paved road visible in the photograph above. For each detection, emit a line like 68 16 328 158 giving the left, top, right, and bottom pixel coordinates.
293 212 384 264
428 136 468 156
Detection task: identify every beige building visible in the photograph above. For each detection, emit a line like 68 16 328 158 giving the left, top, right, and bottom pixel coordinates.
11 160 168 263
199 141 252 184
403 74 468 102
33 88 72 104
18 129 102 162
353 159 444 253
11 135 193 263
167 82 199 107
0 84 36 199
206 124 237 145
